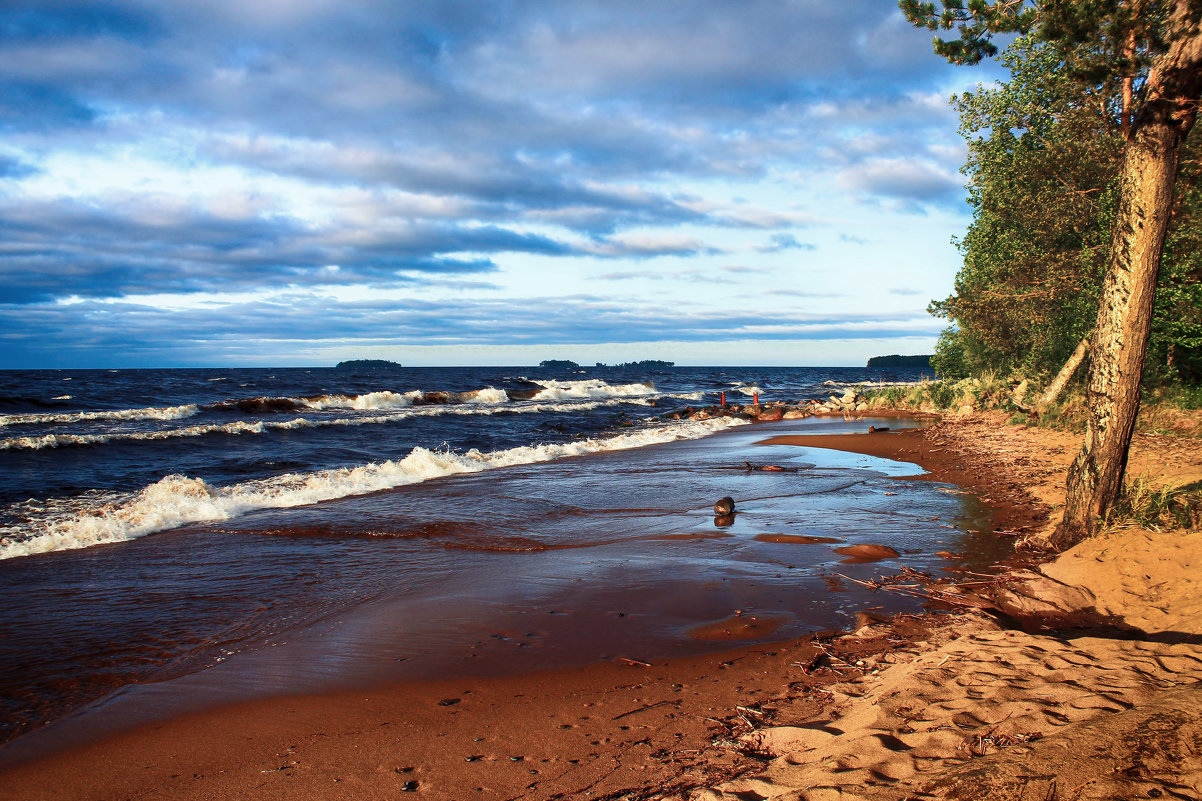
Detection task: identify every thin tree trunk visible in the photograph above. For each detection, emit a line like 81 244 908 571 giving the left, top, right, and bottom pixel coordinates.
1052 8 1202 550
1036 337 1089 410
1121 9 1137 139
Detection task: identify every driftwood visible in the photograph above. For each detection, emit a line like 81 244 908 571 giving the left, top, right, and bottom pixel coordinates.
612 698 681 721
617 657 652 667
743 461 799 473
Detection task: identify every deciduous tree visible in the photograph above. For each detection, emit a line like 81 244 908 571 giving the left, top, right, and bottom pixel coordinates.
902 0 1202 548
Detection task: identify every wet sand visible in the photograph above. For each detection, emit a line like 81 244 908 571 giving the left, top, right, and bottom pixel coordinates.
4 412 1199 800
0 413 1001 757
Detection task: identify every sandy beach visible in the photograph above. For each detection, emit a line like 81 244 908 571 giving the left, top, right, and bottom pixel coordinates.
2 411 1200 801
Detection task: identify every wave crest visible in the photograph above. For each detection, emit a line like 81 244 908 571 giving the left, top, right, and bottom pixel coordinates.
529 379 654 401
0 417 748 559
0 404 199 428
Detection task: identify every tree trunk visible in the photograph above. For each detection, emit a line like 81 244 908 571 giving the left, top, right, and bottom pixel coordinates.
1036 337 1089 410
1051 9 1202 551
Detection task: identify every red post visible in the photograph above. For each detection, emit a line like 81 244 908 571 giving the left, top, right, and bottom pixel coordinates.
720 391 726 406
753 391 759 405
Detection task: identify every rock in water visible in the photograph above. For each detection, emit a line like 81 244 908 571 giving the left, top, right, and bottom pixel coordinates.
714 496 735 515
834 544 900 560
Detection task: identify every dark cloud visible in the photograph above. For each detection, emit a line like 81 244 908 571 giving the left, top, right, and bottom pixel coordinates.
0 154 36 178
0 293 942 367
0 0 974 364
0 2 157 43
585 234 719 259
839 158 965 210
0 198 573 302
0 81 96 131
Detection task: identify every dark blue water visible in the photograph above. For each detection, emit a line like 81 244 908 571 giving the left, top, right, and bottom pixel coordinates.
0 364 1014 760
0 365 930 555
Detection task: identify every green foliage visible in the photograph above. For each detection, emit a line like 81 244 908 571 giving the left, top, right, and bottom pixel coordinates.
929 36 1120 378
930 327 971 379
1032 389 1090 432
1152 167 1202 382
926 380 959 409
925 34 1202 383
899 0 1038 64
1158 384 1202 410
900 0 1174 77
861 374 1014 412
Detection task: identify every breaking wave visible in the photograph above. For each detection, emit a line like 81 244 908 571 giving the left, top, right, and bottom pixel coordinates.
0 416 748 559
528 379 654 401
0 397 657 451
0 404 200 428
1 381 656 434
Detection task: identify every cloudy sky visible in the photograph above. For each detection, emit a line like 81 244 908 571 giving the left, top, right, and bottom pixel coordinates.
0 0 1006 369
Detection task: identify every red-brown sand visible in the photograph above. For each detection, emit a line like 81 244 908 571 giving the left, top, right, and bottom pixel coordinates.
3 411 1201 801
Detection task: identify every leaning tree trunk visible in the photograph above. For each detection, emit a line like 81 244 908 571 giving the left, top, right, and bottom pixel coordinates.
1036 337 1090 411
1051 10 1202 551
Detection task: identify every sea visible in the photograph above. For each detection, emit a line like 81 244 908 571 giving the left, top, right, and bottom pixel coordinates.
0 365 1011 760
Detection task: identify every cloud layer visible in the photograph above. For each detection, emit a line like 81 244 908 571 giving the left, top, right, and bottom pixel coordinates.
0 0 989 365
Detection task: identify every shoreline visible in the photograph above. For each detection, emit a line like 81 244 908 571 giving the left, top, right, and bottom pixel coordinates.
2 412 1200 799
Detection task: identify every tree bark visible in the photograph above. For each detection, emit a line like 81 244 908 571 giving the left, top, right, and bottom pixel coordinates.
1051 7 1202 550
1036 337 1089 410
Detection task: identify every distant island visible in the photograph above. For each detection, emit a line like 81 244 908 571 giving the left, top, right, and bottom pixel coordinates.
866 354 932 368
596 360 675 369
335 359 403 370
538 359 676 369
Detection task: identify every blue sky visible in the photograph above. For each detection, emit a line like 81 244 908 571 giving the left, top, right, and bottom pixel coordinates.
0 1 1006 368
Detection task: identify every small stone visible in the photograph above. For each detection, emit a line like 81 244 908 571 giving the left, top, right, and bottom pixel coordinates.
714 496 735 515
834 543 900 560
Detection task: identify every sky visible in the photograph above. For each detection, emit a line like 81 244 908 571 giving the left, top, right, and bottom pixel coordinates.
0 0 1008 369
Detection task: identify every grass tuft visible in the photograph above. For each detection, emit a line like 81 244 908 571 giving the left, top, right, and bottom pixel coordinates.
1106 477 1202 531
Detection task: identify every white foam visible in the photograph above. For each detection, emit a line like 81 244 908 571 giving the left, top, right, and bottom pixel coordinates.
0 404 199 428
463 387 509 404
0 397 656 451
0 417 749 559
530 379 655 401
301 390 420 411
0 419 276 450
